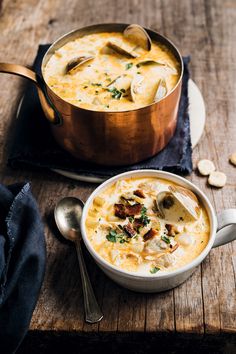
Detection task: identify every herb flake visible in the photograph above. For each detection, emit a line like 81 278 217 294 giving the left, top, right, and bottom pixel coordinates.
108 87 125 99
150 266 160 274
106 229 117 243
106 229 129 244
140 206 150 226
125 62 133 70
91 83 102 87
161 235 171 244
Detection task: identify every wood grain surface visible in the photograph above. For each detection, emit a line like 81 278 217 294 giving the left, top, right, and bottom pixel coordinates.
0 0 236 346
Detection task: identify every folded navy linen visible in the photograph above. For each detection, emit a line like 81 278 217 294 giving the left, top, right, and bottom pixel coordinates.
0 183 46 354
8 45 192 177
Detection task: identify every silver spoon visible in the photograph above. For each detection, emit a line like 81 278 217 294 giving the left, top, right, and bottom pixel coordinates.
54 197 103 323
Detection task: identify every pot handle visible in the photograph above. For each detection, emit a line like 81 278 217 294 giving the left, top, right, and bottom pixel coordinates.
213 209 236 248
0 63 61 125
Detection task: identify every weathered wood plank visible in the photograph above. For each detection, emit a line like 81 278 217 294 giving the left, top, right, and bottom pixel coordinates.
117 290 146 332
0 0 235 337
146 290 175 332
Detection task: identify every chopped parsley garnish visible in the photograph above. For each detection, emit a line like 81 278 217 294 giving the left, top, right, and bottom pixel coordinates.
141 206 147 213
108 87 125 99
106 229 129 243
137 71 141 74
140 206 150 226
128 216 134 223
161 235 171 244
125 62 133 70
91 83 102 86
106 229 117 242
83 85 88 89
150 266 160 274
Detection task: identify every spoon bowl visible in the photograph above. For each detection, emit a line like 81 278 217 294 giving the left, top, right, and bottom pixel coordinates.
54 197 84 241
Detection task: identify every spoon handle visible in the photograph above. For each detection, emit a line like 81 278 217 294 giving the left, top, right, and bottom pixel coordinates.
75 239 103 323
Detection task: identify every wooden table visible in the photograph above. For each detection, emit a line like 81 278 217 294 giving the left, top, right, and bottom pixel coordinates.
0 0 236 352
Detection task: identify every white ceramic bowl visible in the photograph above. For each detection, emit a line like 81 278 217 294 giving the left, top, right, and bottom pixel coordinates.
81 170 236 293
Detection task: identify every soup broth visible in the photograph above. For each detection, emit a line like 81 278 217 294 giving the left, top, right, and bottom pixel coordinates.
44 31 180 112
85 177 210 275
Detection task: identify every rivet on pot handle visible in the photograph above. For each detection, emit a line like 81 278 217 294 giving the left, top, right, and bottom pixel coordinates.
213 209 236 248
0 63 62 125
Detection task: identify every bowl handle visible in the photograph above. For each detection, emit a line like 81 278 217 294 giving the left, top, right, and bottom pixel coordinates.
0 63 61 125
213 209 236 248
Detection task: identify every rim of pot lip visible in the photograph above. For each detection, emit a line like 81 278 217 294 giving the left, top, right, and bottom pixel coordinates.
81 169 217 280
41 23 184 114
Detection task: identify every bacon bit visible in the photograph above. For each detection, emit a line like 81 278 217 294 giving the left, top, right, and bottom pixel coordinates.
143 228 158 242
133 189 145 198
125 203 142 216
114 204 126 219
165 224 175 236
123 223 136 238
114 203 142 219
133 217 145 230
169 243 179 253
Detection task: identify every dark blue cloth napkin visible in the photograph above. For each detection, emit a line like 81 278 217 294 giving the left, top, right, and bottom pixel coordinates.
8 45 192 177
0 183 46 354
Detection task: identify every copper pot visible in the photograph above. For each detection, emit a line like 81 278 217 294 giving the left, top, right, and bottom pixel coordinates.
0 24 183 166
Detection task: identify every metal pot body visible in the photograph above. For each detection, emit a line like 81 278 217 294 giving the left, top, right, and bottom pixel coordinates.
41 24 183 166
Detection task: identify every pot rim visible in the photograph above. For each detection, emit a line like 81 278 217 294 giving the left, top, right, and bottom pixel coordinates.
41 23 184 114
80 169 217 280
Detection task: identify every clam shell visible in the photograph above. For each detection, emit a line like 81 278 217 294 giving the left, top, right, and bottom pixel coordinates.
155 191 172 219
107 41 138 58
156 186 200 223
130 74 144 102
123 24 152 51
137 59 166 67
168 185 201 220
131 76 168 104
66 56 95 74
107 74 132 91
154 78 168 102
137 59 178 74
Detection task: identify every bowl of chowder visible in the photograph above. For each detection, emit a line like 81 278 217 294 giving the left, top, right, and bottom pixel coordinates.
81 170 236 292
0 24 183 166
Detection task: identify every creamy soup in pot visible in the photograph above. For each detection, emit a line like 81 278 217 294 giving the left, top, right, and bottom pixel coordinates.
43 28 180 112
85 177 210 275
